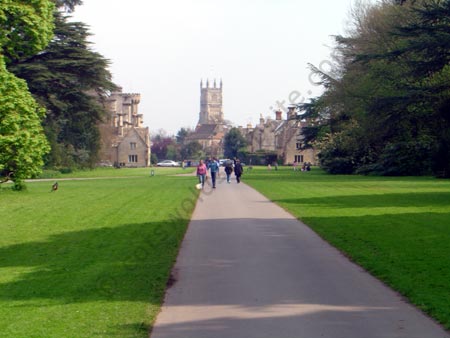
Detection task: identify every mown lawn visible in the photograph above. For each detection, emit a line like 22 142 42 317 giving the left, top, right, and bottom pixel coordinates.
244 166 450 329
38 166 194 179
0 171 198 337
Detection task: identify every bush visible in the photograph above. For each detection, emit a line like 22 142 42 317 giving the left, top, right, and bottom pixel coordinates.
37 170 62 179
59 167 73 174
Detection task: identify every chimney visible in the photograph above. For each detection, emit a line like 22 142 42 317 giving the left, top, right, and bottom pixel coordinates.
275 110 282 121
287 106 296 120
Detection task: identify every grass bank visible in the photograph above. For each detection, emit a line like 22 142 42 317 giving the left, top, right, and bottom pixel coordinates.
244 166 450 329
0 171 198 337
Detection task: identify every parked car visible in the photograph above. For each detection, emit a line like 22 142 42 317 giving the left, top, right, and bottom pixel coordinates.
156 160 180 167
219 159 230 166
185 160 199 167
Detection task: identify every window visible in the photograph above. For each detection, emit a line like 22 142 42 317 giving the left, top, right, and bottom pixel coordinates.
296 142 302 150
128 155 138 163
130 142 136 150
295 155 304 163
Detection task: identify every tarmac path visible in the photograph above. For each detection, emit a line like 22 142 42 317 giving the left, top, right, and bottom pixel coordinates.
150 171 449 338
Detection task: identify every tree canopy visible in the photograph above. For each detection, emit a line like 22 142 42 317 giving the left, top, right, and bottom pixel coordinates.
223 127 247 159
8 10 117 168
300 0 450 177
0 0 54 63
0 0 55 188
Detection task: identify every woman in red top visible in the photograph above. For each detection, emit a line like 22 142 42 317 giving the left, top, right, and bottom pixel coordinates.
197 159 207 189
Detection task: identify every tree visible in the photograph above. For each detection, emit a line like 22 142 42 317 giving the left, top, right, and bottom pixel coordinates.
176 127 191 144
385 0 450 177
0 0 55 189
181 141 202 160
151 133 177 161
0 64 50 188
8 11 117 168
0 0 54 64
52 0 83 12
223 127 247 159
300 0 449 176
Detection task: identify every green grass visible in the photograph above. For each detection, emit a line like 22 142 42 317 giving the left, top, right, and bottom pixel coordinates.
0 172 198 337
38 166 194 179
244 166 450 329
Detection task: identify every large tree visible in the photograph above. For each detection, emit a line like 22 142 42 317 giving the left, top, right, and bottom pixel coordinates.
0 0 54 188
151 133 177 161
300 0 450 177
8 10 117 168
181 141 203 160
223 127 247 159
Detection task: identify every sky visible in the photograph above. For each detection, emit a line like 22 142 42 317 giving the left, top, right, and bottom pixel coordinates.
71 0 359 135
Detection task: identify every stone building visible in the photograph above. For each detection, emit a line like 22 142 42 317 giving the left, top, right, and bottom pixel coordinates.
98 88 151 167
185 79 229 156
184 79 316 164
199 78 224 124
240 106 317 165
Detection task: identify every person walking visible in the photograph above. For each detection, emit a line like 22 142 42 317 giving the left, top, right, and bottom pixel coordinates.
208 157 220 188
224 160 233 183
197 159 207 189
234 159 243 183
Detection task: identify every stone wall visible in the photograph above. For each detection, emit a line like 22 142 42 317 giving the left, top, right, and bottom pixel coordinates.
98 88 151 167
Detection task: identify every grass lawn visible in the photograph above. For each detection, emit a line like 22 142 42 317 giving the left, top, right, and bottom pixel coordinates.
0 170 198 337
244 166 450 329
38 166 194 179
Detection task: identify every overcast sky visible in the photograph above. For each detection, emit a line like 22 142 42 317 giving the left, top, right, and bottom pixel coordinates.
71 0 360 135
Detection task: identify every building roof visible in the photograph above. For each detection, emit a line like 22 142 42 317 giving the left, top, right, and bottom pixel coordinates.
186 124 223 141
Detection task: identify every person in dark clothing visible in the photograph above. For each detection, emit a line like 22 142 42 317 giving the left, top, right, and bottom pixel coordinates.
234 159 243 183
224 160 233 183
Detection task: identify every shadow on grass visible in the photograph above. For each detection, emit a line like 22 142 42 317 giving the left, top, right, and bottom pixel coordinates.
110 323 150 337
272 191 450 209
0 220 189 304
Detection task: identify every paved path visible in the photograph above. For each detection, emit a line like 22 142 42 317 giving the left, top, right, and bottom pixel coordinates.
151 172 449 338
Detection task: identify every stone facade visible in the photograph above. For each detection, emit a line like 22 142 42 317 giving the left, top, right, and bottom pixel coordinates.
199 79 223 124
99 88 151 167
240 106 317 165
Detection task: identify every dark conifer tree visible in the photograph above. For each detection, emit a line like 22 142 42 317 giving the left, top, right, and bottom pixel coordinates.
8 8 117 168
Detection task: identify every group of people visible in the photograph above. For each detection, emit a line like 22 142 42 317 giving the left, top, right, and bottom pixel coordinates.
196 157 243 189
293 161 311 171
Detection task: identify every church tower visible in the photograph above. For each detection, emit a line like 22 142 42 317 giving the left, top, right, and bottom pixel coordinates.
199 78 224 125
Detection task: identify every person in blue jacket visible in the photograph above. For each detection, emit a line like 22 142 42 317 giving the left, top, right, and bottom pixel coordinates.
208 157 220 188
